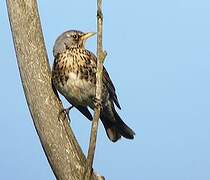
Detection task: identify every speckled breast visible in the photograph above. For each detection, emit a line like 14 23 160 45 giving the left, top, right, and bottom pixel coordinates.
52 48 97 107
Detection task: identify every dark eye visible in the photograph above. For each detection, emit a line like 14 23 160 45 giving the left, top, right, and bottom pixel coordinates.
72 34 78 39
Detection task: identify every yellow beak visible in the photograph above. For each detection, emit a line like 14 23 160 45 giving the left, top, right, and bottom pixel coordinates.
81 32 96 41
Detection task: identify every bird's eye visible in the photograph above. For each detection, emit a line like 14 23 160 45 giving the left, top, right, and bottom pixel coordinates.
72 34 77 39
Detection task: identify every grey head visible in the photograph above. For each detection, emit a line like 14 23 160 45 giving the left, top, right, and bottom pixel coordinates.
53 30 96 57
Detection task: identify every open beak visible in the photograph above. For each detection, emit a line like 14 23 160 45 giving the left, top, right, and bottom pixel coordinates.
81 32 96 41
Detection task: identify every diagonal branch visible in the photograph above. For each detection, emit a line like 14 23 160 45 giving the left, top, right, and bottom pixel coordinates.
6 0 103 180
86 0 106 178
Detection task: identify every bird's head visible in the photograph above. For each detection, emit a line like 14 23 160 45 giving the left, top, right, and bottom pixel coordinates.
53 30 96 57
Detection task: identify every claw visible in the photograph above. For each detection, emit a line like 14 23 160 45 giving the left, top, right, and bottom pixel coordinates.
93 97 102 109
58 105 74 122
97 10 103 19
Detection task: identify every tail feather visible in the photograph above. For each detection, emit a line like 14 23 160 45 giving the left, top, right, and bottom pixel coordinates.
113 108 135 139
100 103 135 142
100 113 121 142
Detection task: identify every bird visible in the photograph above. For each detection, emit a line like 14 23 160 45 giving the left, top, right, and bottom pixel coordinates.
52 30 135 142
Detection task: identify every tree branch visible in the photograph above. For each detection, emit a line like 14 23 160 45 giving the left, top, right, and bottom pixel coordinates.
6 0 102 179
85 0 106 179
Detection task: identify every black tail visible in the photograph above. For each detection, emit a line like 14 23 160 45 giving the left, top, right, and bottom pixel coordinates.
100 103 135 142
113 108 135 139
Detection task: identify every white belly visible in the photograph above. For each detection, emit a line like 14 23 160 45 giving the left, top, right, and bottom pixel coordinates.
58 72 95 107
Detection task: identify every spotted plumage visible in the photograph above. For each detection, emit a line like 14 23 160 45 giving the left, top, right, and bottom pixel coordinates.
52 30 135 142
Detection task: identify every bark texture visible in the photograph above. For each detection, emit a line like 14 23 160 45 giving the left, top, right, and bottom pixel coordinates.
6 0 103 179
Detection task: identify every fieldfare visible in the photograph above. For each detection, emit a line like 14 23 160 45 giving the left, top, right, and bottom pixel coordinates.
52 30 135 142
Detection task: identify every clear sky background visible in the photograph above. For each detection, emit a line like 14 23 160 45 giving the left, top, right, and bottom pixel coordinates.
1 0 210 180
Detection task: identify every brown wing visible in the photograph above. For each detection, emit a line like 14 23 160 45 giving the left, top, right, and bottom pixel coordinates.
103 68 121 109
87 50 121 109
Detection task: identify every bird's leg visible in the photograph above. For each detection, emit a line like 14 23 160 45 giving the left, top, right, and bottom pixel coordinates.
58 105 74 122
97 9 103 20
93 97 102 109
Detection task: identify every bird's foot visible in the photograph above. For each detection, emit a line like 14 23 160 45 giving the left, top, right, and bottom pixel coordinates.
97 10 103 19
93 97 102 109
58 105 74 122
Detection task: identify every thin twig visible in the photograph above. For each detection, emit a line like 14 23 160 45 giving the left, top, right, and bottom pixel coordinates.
85 0 106 179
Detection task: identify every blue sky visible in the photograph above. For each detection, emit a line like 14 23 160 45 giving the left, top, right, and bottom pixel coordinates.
1 0 210 179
